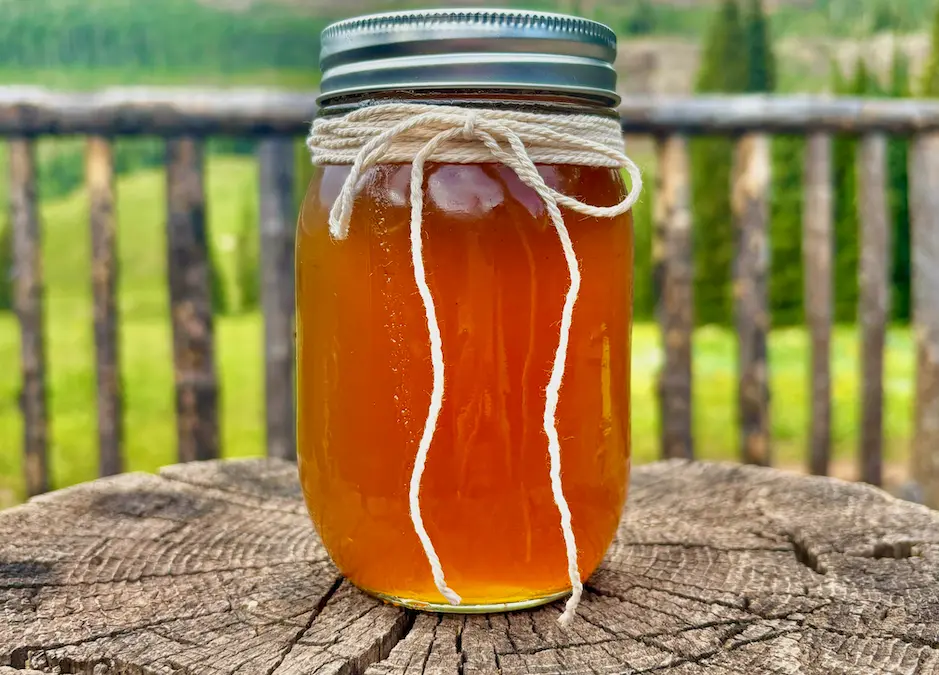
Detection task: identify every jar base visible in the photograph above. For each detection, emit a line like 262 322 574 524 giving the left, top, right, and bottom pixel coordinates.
365 588 570 614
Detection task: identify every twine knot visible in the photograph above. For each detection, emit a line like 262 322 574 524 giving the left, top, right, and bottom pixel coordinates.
462 111 478 141
307 103 642 628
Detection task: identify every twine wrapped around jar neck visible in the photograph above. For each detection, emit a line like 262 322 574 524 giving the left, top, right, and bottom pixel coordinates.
307 103 643 628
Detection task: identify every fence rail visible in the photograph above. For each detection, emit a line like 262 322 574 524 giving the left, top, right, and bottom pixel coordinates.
4 89 937 506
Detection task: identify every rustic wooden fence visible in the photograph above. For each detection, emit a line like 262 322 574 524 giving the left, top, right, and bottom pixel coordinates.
5 90 939 506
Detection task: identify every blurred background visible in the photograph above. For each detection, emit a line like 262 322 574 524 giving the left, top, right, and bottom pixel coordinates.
0 0 932 506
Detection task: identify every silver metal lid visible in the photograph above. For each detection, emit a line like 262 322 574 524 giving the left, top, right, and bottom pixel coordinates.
318 8 620 106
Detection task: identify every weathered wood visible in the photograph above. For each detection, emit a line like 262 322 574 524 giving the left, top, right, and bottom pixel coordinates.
0 89 318 136
3 459 939 674
618 95 939 135
731 133 771 466
910 132 939 509
259 138 297 462
166 137 219 463
86 136 123 477
803 133 834 477
9 138 48 497
2 90 939 136
653 135 694 460
857 134 890 487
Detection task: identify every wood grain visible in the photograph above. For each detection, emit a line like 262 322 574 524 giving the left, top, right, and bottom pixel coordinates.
9 138 48 497
618 95 939 134
3 458 939 674
3 90 939 135
910 132 939 510
857 134 890 487
732 134 771 467
653 135 694 460
803 133 833 477
166 137 219 463
259 138 297 462
86 136 123 477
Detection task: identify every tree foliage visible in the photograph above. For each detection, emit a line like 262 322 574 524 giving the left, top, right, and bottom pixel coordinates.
825 51 912 325
890 50 911 323
769 135 804 326
690 0 777 325
0 0 325 74
744 0 776 94
690 0 748 325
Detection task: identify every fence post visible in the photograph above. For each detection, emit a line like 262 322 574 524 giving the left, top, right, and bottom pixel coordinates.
259 138 297 462
732 133 772 466
653 134 694 460
857 133 890 487
10 138 48 496
803 132 833 476
166 137 219 462
87 136 123 477
910 132 939 508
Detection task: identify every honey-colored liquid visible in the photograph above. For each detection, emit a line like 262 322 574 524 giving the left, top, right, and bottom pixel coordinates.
296 162 633 607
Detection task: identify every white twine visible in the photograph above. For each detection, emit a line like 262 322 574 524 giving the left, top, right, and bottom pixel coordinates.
308 103 642 628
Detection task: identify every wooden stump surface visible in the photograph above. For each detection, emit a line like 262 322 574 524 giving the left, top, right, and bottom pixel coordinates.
2 459 939 675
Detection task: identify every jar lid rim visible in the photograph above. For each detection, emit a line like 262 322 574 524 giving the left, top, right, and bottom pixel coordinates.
318 8 620 107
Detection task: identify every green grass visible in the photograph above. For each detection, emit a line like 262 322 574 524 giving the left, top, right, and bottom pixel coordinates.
0 158 915 506
0 156 266 504
629 324 913 467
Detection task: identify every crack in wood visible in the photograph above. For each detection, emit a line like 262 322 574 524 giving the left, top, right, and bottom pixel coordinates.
266 575 344 675
585 582 748 614
417 616 441 675
868 540 919 560
0 559 328 590
786 531 827 575
805 622 939 651
633 627 801 673
8 607 226 672
6 460 939 674
619 541 792 553
456 616 466 675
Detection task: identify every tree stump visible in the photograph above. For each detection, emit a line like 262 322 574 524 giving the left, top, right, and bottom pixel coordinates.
2 459 939 674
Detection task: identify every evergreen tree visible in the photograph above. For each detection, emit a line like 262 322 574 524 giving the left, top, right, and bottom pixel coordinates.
697 0 748 93
769 136 804 325
0 221 12 312
831 58 880 323
889 49 911 322
738 0 804 326
690 0 748 325
744 0 776 93
623 0 657 36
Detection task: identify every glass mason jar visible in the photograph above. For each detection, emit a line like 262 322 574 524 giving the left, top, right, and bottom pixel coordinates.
297 9 633 612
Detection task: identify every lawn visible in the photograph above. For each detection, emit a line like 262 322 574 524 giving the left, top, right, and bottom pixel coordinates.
0 156 916 506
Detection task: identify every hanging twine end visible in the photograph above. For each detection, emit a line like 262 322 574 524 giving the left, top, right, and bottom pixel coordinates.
557 583 583 629
328 202 353 240
440 586 462 606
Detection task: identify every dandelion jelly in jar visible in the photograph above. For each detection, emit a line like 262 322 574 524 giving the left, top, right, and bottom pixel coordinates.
297 8 640 623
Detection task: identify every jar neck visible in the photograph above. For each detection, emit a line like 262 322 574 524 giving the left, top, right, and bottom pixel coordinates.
317 89 619 119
